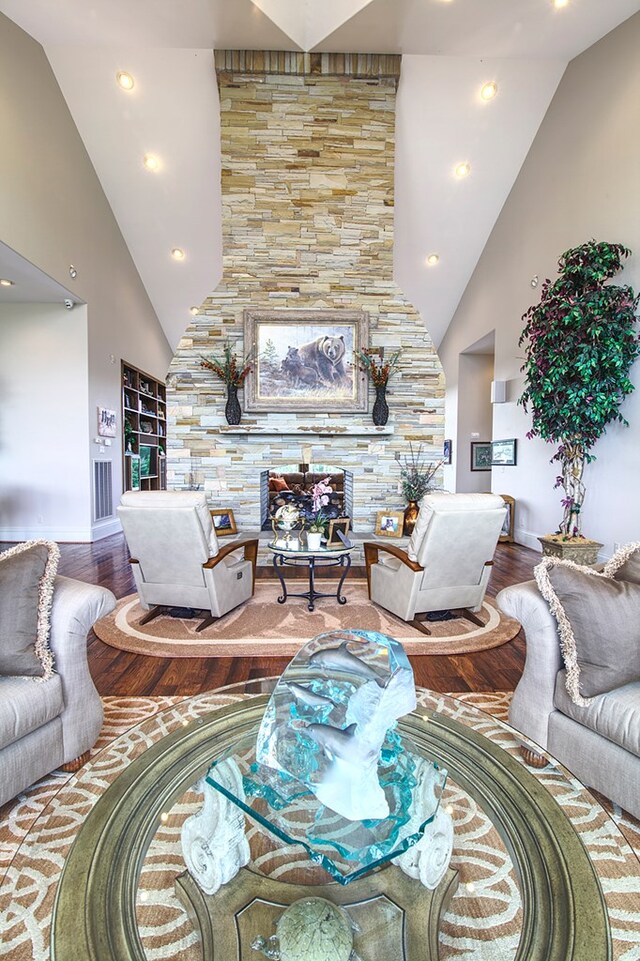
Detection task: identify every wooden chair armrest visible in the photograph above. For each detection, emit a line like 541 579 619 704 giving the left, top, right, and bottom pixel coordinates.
363 541 423 597
203 538 259 592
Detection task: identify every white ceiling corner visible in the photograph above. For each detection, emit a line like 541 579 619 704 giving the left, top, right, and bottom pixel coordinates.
250 0 374 51
0 0 638 351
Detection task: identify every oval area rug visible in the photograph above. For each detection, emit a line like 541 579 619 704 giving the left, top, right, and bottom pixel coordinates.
94 581 520 657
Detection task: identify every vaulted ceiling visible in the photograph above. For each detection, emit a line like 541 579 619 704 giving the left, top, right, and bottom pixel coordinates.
1 0 638 348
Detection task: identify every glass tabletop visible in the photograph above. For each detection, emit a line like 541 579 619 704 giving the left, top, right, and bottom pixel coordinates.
268 541 354 557
205 729 446 884
26 678 640 961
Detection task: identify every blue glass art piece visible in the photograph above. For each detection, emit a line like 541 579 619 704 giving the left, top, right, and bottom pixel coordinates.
256 629 417 821
205 630 447 884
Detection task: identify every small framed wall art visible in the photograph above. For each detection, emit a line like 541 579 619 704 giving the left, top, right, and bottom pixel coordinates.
210 509 237 537
470 441 492 472
492 438 518 466
327 517 351 547
375 510 404 538
98 407 117 437
443 439 452 465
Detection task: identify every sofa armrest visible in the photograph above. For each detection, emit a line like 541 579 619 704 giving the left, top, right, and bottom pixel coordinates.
49 575 116 762
497 581 563 749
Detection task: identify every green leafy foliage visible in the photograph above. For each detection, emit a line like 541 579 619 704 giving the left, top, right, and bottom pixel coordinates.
519 240 639 534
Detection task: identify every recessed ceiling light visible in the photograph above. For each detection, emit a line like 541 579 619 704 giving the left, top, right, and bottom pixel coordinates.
116 71 135 91
171 248 185 261
143 154 160 172
190 306 199 315
0 278 14 286
553 0 569 7
480 81 498 101
454 162 471 179
426 254 440 266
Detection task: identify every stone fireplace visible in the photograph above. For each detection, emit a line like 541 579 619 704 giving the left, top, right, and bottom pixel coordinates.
260 466 354 531
167 51 444 534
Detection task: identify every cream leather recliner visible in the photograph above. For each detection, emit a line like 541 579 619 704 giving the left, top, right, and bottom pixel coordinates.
364 493 506 633
118 491 258 632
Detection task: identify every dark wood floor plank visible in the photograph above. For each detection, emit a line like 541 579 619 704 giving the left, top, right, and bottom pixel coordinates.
1 534 538 697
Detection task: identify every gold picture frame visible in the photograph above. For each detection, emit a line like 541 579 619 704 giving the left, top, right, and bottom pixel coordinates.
375 510 404 538
499 495 515 543
327 517 351 547
210 508 237 537
243 308 369 413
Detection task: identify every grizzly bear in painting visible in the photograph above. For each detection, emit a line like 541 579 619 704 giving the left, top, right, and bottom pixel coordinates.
297 335 347 384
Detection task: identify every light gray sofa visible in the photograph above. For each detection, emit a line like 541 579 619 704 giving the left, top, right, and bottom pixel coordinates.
0 575 115 807
497 580 640 818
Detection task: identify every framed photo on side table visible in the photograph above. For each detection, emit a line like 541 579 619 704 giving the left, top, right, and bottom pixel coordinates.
210 509 237 537
492 438 518 466
327 517 351 547
470 441 492 472
375 510 404 538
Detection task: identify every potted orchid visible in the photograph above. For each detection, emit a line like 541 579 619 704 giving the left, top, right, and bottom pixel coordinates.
307 477 332 549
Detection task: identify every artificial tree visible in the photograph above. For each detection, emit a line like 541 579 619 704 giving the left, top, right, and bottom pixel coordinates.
519 240 640 538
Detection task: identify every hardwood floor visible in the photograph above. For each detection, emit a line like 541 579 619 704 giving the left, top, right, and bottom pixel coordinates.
33 533 539 697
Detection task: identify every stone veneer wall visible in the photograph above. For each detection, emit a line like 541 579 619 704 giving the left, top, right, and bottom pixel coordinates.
167 52 445 533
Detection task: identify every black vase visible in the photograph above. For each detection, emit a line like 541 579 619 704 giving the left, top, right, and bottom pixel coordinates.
225 384 242 425
372 384 389 426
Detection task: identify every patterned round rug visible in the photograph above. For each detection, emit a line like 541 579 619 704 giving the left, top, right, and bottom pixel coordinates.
93 582 521 657
2 692 639 961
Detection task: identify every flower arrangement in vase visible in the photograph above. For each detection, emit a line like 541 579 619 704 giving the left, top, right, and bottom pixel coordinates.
519 240 639 560
307 477 332 548
356 348 402 426
201 342 254 425
398 444 442 535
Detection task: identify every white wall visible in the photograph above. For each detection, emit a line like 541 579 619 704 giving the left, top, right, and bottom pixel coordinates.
0 13 173 539
456 353 494 494
0 304 91 540
439 13 640 558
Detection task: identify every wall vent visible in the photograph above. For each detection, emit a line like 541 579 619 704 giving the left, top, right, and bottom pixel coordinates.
93 460 113 521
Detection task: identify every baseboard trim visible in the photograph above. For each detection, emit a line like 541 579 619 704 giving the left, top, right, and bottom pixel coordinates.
91 518 122 541
0 526 94 543
514 528 542 552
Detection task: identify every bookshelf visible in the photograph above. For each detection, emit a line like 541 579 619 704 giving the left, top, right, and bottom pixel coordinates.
121 361 167 492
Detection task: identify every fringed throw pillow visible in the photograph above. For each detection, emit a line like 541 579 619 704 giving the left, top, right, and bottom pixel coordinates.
534 543 640 706
0 540 59 679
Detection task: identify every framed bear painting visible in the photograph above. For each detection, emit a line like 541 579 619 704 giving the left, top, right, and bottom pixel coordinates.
243 309 369 412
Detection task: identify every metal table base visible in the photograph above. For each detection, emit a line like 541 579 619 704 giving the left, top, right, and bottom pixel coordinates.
272 551 351 612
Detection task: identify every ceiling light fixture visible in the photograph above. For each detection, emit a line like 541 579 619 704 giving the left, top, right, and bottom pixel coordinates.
143 154 160 172
480 81 498 101
116 71 135 91
454 161 471 179
0 278 14 287
426 254 440 266
190 306 199 315
171 248 185 261
553 0 569 7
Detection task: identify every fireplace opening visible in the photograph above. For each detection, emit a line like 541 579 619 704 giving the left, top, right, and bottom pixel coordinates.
260 465 353 531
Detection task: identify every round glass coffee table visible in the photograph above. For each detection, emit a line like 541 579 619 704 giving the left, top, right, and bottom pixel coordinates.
47 682 640 961
267 542 355 611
